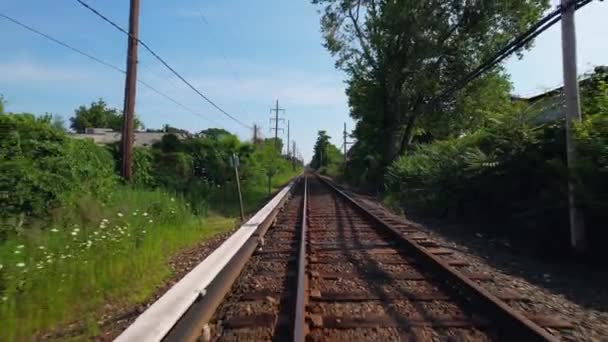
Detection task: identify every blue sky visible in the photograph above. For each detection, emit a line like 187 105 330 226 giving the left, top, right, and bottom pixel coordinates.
1 0 606 161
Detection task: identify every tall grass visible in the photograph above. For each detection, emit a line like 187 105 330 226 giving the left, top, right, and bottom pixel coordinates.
0 188 235 340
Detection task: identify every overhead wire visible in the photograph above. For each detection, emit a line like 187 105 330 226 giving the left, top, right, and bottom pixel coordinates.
435 0 594 103
0 12 220 126
74 0 252 130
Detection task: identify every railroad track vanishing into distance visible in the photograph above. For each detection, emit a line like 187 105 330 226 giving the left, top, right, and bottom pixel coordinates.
119 174 572 342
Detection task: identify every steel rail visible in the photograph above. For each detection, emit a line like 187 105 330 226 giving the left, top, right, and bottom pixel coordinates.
315 174 558 342
293 176 309 341
162 179 301 342
118 177 301 342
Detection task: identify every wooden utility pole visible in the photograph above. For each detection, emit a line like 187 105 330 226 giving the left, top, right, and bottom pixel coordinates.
253 124 259 144
343 123 348 164
120 0 140 181
561 0 586 254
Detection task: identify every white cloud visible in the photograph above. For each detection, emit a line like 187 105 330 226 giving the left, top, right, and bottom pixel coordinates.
0 61 89 82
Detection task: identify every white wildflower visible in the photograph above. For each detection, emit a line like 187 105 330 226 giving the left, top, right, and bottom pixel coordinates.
132 212 138 216
117 212 124 217
93 231 99 235
0 264 3 270
17 245 25 249
1 296 7 302
14 250 21 255
46 259 53 264
50 228 59 233
102 219 109 224
16 262 25 268
37 264 44 270
73 228 80 232
170 197 175 202
71 231 78 236
148 219 153 224
142 230 147 234
142 212 148 217
38 246 45 250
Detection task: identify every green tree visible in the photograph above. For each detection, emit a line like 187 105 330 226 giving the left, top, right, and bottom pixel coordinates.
200 128 231 139
0 94 5 114
69 99 142 133
313 0 549 178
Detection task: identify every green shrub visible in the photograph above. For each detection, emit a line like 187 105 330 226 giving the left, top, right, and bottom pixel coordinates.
0 114 117 222
386 111 607 256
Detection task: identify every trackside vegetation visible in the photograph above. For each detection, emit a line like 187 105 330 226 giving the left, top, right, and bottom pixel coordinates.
0 103 301 340
310 0 608 260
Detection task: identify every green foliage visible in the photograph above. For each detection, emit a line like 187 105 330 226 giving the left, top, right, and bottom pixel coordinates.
0 114 117 223
0 99 302 339
313 0 550 180
386 108 607 255
0 188 235 340
311 130 343 176
69 99 142 133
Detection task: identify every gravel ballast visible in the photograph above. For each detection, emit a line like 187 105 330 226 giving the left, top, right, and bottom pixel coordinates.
348 190 608 341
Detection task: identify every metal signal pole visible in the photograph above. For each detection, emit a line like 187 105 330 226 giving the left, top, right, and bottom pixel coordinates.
269 100 285 152
120 0 140 181
287 120 290 156
561 0 586 253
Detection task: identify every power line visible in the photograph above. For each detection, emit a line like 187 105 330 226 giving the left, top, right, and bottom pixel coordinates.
74 0 252 129
436 0 593 103
196 5 242 83
0 13 124 74
0 12 220 127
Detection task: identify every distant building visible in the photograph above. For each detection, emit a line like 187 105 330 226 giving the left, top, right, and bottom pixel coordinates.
513 68 606 122
72 128 187 147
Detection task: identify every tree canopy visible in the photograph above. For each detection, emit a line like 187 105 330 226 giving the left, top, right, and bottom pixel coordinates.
311 130 343 174
312 0 550 180
69 99 142 133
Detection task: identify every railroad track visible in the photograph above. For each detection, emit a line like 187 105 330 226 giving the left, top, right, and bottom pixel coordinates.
119 174 572 342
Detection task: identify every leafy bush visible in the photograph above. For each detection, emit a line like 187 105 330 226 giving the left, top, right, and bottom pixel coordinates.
0 114 117 223
386 110 607 257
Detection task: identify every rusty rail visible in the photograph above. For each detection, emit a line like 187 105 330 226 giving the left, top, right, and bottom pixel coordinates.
160 178 301 342
315 174 558 342
293 176 309 341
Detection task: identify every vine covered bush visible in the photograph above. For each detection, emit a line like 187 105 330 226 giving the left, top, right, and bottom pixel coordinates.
386 111 607 256
0 114 117 221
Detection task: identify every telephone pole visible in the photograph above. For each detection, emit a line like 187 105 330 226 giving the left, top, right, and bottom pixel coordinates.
269 99 285 152
253 124 260 144
343 122 352 164
561 0 586 253
120 0 140 181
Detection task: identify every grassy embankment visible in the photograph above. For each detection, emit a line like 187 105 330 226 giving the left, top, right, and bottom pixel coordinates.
0 169 300 340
